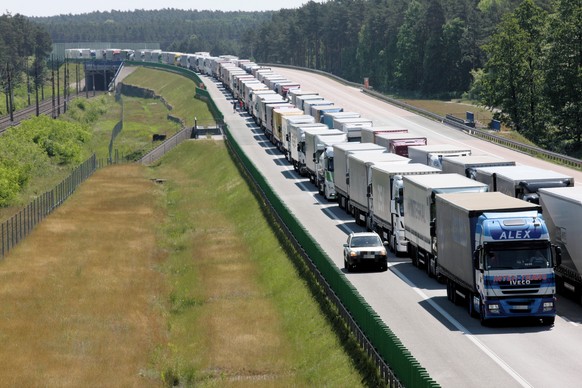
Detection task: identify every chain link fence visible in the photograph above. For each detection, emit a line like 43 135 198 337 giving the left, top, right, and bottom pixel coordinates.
0 155 98 258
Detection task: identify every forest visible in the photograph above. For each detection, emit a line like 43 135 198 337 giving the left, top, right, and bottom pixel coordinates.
3 0 581 155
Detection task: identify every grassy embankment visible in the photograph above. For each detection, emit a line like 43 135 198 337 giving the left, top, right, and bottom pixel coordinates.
0 67 378 385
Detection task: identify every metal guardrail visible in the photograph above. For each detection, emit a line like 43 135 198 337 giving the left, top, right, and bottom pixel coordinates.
263 63 582 170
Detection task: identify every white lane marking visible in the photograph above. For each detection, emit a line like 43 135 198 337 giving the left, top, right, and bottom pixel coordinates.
388 263 533 388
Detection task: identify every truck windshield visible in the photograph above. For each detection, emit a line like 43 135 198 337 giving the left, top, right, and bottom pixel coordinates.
485 246 551 270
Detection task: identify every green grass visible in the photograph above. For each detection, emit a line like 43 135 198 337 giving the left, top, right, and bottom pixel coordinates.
151 140 378 386
123 67 215 128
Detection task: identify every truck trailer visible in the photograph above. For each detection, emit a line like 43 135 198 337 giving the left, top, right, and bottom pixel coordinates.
347 153 410 225
288 123 328 172
333 143 387 210
373 133 428 157
473 165 574 204
437 192 558 325
441 155 515 179
303 128 345 181
403 174 488 276
408 144 471 169
370 164 440 254
315 133 349 199
360 126 408 144
281 115 315 159
539 187 582 304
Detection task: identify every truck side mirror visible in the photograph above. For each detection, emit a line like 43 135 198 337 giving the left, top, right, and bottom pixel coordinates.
553 245 562 267
473 250 480 270
429 219 436 237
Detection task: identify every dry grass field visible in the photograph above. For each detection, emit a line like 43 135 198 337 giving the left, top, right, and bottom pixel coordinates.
0 164 168 386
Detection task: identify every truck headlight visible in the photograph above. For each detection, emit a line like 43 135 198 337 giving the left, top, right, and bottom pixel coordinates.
488 304 500 314
543 302 554 312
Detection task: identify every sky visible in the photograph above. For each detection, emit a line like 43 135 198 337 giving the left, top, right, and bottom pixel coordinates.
5 0 323 17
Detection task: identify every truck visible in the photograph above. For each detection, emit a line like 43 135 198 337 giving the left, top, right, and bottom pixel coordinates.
249 89 276 120
441 155 515 179
370 164 441 255
347 153 410 226
436 192 558 325
360 126 408 144
288 123 328 172
311 105 343 124
407 144 471 169
264 103 294 142
303 128 346 182
303 99 335 115
473 165 574 204
272 107 304 150
254 93 285 128
288 89 319 107
295 95 324 112
281 115 315 159
333 143 387 210
538 187 582 303
331 118 374 142
404 174 489 276
374 133 428 157
315 133 349 199
322 111 361 129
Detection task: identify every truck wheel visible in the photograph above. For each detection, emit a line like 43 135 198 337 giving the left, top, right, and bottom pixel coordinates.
344 258 350 272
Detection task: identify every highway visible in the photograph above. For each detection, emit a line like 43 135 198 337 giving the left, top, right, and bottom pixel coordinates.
201 66 582 388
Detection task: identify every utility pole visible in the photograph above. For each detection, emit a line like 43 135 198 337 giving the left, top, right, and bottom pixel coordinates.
51 57 56 119
7 63 14 122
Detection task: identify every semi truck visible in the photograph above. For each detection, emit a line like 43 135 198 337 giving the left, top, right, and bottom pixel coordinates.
314 133 349 199
332 118 373 142
272 107 304 151
441 155 515 179
322 111 361 129
281 115 315 159
311 105 343 124
370 164 440 255
333 143 387 210
539 187 582 304
303 128 345 181
288 123 328 172
403 174 489 276
264 102 294 142
408 144 471 169
347 153 410 225
295 95 324 112
360 126 408 144
473 165 574 204
436 192 558 325
288 89 319 106
373 133 428 157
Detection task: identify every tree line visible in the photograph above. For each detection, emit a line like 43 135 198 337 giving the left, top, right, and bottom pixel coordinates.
13 1 582 156
0 13 53 114
248 0 580 155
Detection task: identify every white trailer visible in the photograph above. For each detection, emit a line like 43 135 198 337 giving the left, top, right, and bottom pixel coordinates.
404 174 488 276
315 133 349 199
295 95 324 112
347 153 410 226
441 155 515 179
333 143 387 210
288 89 319 107
371 163 441 254
289 124 328 173
373 133 428 157
282 115 315 159
539 187 582 303
322 111 361 128
360 126 408 144
474 165 574 203
408 144 472 169
303 128 345 182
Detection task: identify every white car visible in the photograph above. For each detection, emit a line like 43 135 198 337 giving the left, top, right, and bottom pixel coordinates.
343 232 388 272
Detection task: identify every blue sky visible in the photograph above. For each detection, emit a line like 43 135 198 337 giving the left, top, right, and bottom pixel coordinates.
5 0 323 17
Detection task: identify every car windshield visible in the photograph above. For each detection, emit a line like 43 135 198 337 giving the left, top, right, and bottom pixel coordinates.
351 235 382 248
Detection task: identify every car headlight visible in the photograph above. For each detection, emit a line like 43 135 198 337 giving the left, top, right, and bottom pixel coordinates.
379 249 387 256
349 251 358 257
